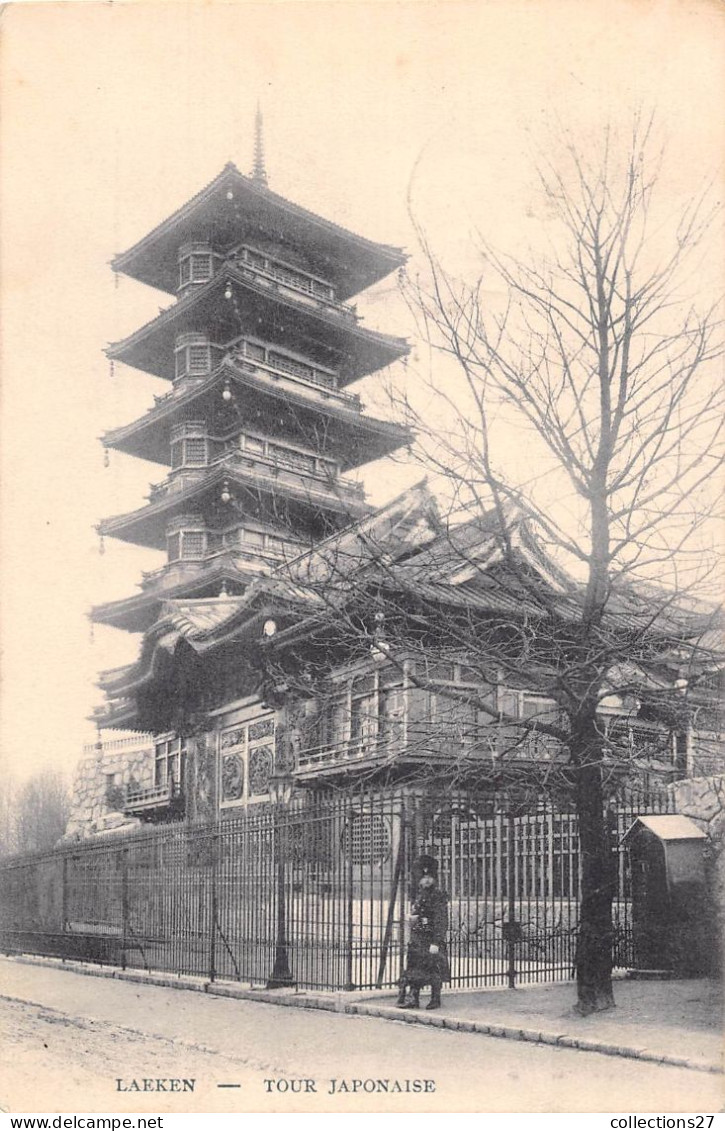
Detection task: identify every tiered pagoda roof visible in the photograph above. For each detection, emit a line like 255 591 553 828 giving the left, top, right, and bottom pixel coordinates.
111 163 406 301
106 266 408 384
102 357 410 468
94 153 411 637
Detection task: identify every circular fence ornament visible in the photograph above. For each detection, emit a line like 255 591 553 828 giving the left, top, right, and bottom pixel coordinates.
341 812 392 866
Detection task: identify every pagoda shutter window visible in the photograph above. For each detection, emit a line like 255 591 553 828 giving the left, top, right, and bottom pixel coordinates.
167 532 181 562
190 254 212 282
184 438 208 465
520 694 558 721
170 443 183 470
426 660 456 682
188 344 211 374
174 349 187 379
182 531 206 559
322 696 347 749
241 528 265 549
178 258 191 288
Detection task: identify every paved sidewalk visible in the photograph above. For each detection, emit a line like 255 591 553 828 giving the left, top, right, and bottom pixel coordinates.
351 977 723 1074
4 955 722 1074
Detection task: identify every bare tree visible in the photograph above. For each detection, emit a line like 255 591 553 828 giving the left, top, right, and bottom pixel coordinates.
11 770 71 854
0 773 19 858
257 118 724 1014
394 117 725 1011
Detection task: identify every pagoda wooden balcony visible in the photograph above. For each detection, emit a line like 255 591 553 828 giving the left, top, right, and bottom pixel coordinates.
102 362 410 471
123 778 185 820
294 726 563 779
230 352 363 411
150 355 363 414
294 718 678 780
231 258 359 322
138 545 296 594
147 451 366 508
106 268 408 385
99 449 369 551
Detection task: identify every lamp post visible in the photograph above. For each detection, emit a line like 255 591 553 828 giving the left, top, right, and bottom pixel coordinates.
267 770 296 988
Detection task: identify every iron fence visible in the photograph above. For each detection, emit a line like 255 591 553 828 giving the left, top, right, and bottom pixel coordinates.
0 784 674 991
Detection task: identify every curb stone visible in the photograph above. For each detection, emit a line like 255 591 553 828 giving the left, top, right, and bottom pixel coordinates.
3 953 721 1075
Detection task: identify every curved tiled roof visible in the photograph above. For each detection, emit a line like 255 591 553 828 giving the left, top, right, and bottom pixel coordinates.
112 164 406 302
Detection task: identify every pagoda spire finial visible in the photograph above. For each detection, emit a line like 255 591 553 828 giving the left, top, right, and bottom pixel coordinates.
251 102 268 187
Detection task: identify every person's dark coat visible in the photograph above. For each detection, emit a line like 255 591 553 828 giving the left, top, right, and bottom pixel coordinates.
403 883 451 986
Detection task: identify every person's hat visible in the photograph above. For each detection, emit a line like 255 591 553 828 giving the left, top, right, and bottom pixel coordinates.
417 854 439 879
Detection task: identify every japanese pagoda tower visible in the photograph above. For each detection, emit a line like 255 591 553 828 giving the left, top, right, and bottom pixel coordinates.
93 132 410 636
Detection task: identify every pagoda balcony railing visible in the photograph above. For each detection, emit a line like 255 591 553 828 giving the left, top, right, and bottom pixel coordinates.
82 734 154 758
231 354 363 411
148 469 207 502
147 451 366 507
123 778 184 816
230 258 358 321
294 727 562 775
139 545 298 591
218 449 366 502
150 359 363 413
294 717 678 776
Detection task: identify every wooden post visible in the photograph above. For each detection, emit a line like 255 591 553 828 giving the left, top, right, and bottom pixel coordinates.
209 829 218 983
507 814 517 989
376 802 405 988
120 847 129 971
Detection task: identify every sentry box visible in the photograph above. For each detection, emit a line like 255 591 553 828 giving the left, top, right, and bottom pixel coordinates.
621 815 712 977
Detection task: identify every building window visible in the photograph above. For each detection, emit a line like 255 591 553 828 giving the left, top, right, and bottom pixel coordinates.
167 527 207 562
350 673 378 752
183 531 206 558
305 665 407 759
177 243 214 290
170 436 209 468
220 715 275 807
155 737 185 790
174 333 211 380
184 438 208 465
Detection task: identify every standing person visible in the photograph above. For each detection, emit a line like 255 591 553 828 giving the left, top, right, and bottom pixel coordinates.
396 855 450 1010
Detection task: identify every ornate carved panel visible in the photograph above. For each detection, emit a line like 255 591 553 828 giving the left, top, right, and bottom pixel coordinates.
221 752 245 802
248 745 273 796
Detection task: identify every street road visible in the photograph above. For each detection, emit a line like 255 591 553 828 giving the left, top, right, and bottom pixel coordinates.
0 959 721 1114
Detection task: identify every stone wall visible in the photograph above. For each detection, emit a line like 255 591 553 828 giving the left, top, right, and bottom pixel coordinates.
690 732 725 779
670 774 725 839
669 774 725 975
63 734 155 841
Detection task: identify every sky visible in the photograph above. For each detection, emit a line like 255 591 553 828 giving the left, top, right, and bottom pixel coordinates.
1 0 723 783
